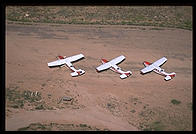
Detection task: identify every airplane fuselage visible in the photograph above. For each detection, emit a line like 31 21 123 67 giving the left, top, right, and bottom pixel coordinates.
48 56 85 76
101 59 132 79
143 61 175 80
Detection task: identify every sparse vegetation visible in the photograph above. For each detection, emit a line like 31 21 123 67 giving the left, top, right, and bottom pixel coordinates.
143 121 165 131
18 123 48 131
80 124 87 127
18 122 110 131
100 95 191 131
47 94 52 99
6 86 54 110
35 104 45 110
41 83 46 87
23 90 42 103
6 87 24 108
130 109 136 113
150 27 164 30
6 6 192 30
171 99 181 105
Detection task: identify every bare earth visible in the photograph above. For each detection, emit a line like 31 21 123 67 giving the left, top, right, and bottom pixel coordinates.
5 22 192 131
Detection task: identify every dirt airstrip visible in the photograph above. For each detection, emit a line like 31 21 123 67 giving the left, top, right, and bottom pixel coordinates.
5 22 192 131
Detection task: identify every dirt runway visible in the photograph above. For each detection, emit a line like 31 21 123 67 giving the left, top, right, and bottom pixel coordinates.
6 22 192 131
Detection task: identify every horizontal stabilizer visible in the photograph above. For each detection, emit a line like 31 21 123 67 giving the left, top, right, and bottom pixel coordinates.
165 73 176 81
71 72 79 77
120 74 128 79
120 71 132 79
70 69 85 77
165 75 171 81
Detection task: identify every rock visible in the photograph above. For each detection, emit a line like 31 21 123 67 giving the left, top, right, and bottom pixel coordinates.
62 96 73 101
58 96 73 104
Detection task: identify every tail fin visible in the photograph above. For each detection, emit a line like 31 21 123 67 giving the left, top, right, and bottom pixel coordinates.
57 56 65 60
70 69 85 77
120 71 132 79
164 72 176 81
143 61 151 66
101 59 108 64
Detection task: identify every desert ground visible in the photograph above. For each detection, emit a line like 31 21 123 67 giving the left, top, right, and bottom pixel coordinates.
5 22 192 131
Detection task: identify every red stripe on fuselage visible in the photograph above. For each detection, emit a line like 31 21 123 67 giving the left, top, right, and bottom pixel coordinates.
64 64 75 72
111 67 122 74
154 68 166 76
77 71 80 75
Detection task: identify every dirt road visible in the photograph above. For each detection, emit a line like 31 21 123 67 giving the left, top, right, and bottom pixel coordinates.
6 22 192 131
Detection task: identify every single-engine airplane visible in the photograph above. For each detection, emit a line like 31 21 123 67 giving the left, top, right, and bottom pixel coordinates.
140 57 176 81
96 55 132 79
48 54 85 77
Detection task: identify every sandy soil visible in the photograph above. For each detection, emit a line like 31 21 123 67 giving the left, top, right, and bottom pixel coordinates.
5 22 192 131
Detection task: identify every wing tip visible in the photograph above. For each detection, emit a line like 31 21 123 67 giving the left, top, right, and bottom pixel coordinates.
163 56 167 60
121 55 126 59
140 71 145 74
96 68 100 72
80 53 85 57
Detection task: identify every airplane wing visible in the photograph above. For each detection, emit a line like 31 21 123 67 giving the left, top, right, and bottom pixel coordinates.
96 55 125 71
141 64 155 74
110 55 125 65
48 54 84 67
48 60 65 67
141 57 167 74
153 57 167 67
65 54 84 63
96 62 111 71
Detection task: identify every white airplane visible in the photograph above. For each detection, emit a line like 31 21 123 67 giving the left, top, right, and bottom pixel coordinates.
140 57 176 81
96 55 132 79
48 54 85 77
